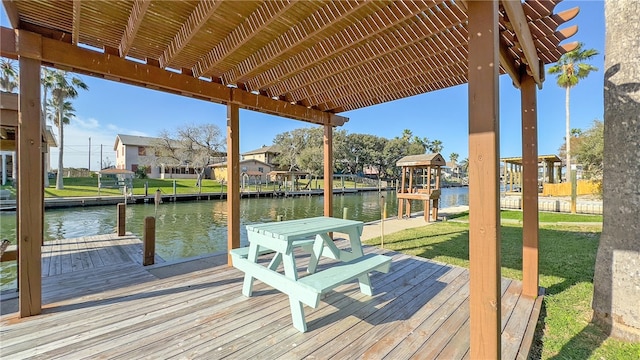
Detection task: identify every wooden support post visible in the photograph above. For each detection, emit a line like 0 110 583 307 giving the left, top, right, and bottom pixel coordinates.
323 124 333 218
468 1 501 358
433 167 442 221
18 53 43 317
117 203 126 236
227 103 240 265
398 167 406 219
509 163 514 191
143 216 156 266
521 75 539 298
407 169 414 217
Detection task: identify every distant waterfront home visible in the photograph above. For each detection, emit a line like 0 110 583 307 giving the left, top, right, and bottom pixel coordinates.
241 145 280 166
114 134 204 179
210 159 273 184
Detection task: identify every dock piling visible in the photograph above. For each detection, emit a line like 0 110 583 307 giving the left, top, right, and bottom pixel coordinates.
143 216 156 266
117 203 126 236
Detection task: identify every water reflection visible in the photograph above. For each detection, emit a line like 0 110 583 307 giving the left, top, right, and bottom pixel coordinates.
0 188 468 289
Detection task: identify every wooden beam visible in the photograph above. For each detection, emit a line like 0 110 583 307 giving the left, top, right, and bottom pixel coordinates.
468 1 501 358
499 39 521 88
72 0 81 45
119 0 152 57
226 103 240 265
1 0 20 29
323 124 333 218
230 89 346 127
501 0 542 87
18 51 43 317
521 74 539 298
0 27 347 127
160 0 223 68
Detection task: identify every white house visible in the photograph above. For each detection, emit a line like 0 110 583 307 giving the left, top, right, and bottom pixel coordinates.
114 134 217 179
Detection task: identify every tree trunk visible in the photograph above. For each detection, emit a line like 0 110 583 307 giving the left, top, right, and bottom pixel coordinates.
565 85 571 182
56 116 64 190
592 0 640 342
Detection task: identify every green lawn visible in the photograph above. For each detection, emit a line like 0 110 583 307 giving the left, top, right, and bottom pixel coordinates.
364 221 639 359
450 210 603 223
40 177 226 198
1 177 369 198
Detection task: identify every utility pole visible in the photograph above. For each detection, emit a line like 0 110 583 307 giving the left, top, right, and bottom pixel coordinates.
88 137 91 172
100 144 103 170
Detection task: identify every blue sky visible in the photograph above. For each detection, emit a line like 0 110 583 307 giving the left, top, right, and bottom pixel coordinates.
1 1 605 170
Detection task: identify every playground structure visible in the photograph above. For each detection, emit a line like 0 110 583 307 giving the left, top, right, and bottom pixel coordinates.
396 153 446 222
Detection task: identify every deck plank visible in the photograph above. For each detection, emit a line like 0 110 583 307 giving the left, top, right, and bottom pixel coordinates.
0 240 541 360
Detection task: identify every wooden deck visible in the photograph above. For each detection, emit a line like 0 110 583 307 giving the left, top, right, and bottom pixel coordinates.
41 233 165 277
0 238 541 359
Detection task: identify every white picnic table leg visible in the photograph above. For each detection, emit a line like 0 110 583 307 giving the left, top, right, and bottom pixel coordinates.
307 234 325 274
346 227 374 295
282 251 307 332
242 242 260 297
268 252 283 271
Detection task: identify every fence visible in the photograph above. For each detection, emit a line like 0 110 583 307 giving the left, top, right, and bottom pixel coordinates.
542 180 601 197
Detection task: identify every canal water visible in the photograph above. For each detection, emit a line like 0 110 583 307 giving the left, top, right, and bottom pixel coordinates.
0 187 468 290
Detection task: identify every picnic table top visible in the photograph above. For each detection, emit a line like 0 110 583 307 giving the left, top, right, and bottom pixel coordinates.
245 216 363 241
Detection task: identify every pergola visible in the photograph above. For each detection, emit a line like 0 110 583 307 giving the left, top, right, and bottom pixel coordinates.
0 0 577 357
502 154 563 189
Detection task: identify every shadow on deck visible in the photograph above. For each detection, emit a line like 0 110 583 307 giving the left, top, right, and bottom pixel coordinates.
0 237 542 359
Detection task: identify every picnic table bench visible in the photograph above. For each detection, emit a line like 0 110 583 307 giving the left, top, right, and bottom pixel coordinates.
230 216 391 332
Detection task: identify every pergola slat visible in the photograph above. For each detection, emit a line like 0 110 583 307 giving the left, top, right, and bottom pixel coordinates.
159 0 224 69
247 0 444 92
119 0 151 57
269 2 465 101
71 0 80 45
220 0 382 85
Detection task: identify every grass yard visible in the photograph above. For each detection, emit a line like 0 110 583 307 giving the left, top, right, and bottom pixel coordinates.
450 210 603 223
36 177 226 198
364 221 639 359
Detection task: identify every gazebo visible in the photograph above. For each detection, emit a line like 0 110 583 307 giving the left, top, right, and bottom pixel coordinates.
396 153 447 222
1 1 578 357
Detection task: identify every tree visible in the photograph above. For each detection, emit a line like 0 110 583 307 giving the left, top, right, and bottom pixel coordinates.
574 120 604 181
150 124 225 187
592 0 640 342
547 42 599 183
0 59 18 92
49 71 88 189
431 139 444 153
178 124 225 186
450 152 460 180
41 68 56 125
46 99 77 185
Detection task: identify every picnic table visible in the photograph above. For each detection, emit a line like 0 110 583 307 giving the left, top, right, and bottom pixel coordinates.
230 216 391 332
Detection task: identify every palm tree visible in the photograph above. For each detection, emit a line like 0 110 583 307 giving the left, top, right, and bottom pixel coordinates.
41 68 56 124
48 71 88 189
592 0 640 341
0 59 18 92
431 139 443 153
547 42 598 183
449 152 460 180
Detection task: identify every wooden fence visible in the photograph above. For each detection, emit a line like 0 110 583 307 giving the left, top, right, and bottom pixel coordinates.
542 180 601 196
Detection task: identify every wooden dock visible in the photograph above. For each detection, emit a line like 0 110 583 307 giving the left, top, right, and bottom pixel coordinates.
0 239 541 359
